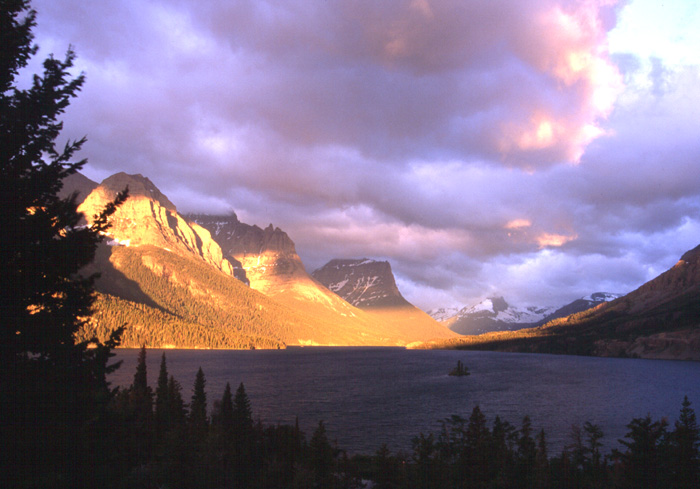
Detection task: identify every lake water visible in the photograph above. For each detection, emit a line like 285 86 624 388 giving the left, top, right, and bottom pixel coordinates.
109 347 700 455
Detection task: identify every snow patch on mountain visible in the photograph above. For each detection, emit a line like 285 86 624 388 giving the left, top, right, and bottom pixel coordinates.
431 292 622 335
581 292 620 302
458 297 555 324
312 258 411 309
427 307 460 322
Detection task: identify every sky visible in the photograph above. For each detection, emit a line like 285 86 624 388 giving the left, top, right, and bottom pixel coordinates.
30 0 700 311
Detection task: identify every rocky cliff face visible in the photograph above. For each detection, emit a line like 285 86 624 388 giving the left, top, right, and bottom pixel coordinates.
312 259 412 309
190 214 377 335
189 214 309 295
78 173 234 276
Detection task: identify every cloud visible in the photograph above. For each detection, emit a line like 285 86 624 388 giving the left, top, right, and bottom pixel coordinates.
29 0 700 311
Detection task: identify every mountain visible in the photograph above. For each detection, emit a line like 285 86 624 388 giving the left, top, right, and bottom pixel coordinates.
312 258 458 344
312 259 412 309
429 293 621 336
78 173 234 276
428 307 460 323
67 173 455 348
543 292 621 323
191 216 457 345
187 214 304 292
58 171 98 201
188 214 361 316
429 296 555 335
413 246 700 360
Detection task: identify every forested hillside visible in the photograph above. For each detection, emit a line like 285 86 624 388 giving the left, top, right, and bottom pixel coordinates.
78 243 443 348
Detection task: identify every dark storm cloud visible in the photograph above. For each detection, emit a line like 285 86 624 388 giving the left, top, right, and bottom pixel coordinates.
29 0 700 310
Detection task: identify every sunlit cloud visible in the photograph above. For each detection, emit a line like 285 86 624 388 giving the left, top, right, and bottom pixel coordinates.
505 219 532 230
31 0 700 311
496 0 623 163
537 233 578 248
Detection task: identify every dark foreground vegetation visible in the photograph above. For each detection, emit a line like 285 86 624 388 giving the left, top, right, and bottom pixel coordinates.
13 346 700 489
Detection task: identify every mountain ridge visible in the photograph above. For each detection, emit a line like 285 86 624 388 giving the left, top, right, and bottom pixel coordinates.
428 293 620 336
78 173 234 276
68 173 456 347
412 246 700 360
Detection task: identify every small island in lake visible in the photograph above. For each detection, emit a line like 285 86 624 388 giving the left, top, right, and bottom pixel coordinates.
449 360 470 376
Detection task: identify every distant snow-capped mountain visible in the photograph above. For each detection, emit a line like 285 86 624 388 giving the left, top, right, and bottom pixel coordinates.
433 297 554 335
427 307 460 323
431 293 620 336
542 292 621 323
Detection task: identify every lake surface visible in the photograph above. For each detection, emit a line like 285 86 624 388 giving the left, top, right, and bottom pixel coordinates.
109 347 700 454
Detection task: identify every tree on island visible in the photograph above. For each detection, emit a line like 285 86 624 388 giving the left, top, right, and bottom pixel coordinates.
0 1 127 486
449 359 470 376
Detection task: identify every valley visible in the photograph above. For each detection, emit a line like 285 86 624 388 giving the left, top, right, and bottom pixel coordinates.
66 171 700 358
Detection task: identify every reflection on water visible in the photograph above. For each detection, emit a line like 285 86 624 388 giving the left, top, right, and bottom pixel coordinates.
110 347 700 454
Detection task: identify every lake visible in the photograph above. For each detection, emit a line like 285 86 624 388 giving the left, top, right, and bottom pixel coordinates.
109 347 700 455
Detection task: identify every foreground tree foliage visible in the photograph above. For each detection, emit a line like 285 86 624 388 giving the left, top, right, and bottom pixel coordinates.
0 1 126 487
101 350 700 489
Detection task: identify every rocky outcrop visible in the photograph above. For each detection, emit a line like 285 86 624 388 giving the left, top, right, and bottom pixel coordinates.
78 173 234 276
190 214 308 295
312 258 411 309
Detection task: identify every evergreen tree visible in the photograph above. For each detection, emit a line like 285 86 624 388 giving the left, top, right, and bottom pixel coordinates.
411 433 445 489
515 416 538 488
535 429 550 489
189 367 208 435
210 382 235 487
308 420 336 488
669 396 700 488
128 346 154 464
213 381 234 435
233 381 254 435
583 421 607 488
167 374 187 425
154 352 170 437
613 415 669 489
0 1 127 364
231 382 258 486
0 1 126 486
461 405 493 488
